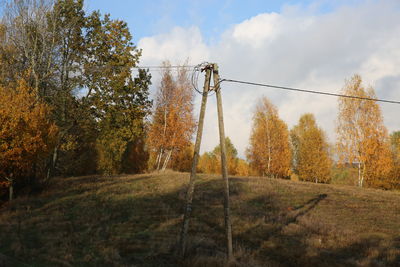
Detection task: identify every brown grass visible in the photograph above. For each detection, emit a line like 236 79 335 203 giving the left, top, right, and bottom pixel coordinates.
0 171 399 266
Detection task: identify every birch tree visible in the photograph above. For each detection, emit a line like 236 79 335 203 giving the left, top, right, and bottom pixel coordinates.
247 97 291 178
148 62 195 171
1 0 152 177
391 131 400 164
1 0 86 177
2 0 59 95
336 74 392 188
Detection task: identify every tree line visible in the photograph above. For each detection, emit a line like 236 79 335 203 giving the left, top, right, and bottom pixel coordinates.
197 75 400 190
147 66 399 190
0 0 152 200
1 0 399 202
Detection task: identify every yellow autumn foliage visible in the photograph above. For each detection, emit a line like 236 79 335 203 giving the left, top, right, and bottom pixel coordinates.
291 114 332 183
336 75 393 188
247 97 291 178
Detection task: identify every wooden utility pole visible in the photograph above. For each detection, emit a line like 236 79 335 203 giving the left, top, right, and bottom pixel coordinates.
179 63 233 261
213 64 233 260
179 66 212 257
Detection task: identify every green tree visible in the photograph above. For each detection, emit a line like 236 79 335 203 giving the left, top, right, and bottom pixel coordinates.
1 0 89 178
83 13 152 174
46 0 88 178
0 0 152 177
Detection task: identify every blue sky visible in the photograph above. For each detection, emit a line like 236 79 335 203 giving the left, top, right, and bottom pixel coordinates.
85 0 360 43
83 0 400 156
0 1 398 157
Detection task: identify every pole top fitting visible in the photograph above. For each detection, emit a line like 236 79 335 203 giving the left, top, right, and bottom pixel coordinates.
200 64 213 72
201 63 219 72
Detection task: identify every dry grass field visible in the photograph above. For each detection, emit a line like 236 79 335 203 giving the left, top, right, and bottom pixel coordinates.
1 171 399 266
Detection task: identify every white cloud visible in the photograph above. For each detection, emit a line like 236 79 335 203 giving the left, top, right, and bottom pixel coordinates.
138 26 210 65
231 13 281 48
138 1 400 158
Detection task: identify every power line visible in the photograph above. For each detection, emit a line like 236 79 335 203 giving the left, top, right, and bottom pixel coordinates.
77 65 195 70
132 65 195 69
220 78 400 105
85 62 400 105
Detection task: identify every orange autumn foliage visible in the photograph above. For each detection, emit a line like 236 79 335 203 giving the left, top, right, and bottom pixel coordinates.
390 132 400 188
235 159 251 177
0 79 58 184
336 75 393 188
170 143 194 172
197 152 216 174
391 132 400 164
147 62 196 170
197 137 240 175
247 97 291 178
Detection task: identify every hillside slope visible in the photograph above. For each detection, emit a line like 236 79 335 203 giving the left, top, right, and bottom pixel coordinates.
0 172 399 266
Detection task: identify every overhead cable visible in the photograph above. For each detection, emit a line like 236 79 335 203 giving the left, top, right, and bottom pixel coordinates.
220 78 400 105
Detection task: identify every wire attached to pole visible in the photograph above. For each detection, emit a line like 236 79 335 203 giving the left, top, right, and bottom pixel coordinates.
219 78 400 105
191 62 217 96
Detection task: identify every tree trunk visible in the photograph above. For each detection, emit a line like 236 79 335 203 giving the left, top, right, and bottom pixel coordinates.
46 146 59 181
162 150 172 171
156 148 164 171
155 151 160 170
358 162 362 187
361 164 366 187
9 182 13 202
155 149 162 171
267 120 271 176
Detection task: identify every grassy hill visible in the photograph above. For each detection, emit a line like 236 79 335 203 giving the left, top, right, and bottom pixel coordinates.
0 172 399 266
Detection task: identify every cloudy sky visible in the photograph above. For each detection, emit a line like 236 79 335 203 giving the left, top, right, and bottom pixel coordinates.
87 0 400 158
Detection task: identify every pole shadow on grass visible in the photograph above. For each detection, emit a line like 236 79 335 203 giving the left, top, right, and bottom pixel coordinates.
289 193 327 224
233 187 327 260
